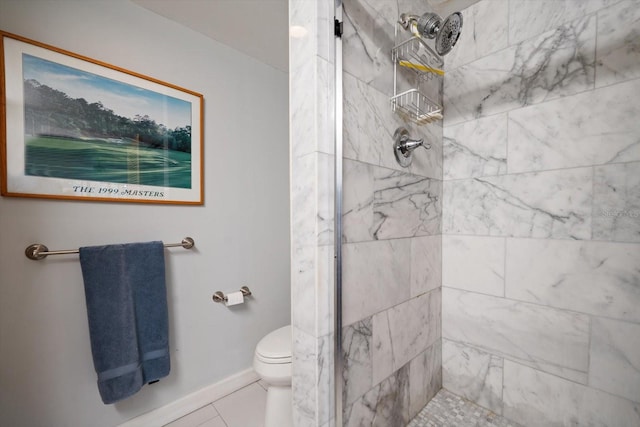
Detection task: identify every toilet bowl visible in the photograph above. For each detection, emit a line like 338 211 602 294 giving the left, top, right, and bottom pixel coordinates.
253 325 292 427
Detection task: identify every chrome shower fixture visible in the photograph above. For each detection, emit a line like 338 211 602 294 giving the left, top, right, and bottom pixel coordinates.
399 11 463 56
393 127 431 167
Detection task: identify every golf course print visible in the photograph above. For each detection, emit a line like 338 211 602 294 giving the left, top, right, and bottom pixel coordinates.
22 54 193 189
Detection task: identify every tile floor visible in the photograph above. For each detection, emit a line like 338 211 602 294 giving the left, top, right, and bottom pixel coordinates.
163 381 267 427
164 384 520 427
408 389 523 427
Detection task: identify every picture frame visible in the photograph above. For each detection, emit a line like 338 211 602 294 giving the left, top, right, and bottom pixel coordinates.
1 31 204 205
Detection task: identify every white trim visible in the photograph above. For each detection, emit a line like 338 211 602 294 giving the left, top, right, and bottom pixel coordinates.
119 368 260 427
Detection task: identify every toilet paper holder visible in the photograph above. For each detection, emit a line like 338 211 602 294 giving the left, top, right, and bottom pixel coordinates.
212 286 252 304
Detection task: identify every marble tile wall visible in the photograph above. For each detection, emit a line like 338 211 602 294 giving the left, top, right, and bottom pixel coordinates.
289 1 336 426
442 1 640 426
341 0 443 425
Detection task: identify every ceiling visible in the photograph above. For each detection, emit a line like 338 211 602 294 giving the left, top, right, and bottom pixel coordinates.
132 0 289 72
132 0 480 74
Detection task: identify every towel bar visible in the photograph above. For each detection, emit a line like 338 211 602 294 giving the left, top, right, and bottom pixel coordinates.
25 237 195 260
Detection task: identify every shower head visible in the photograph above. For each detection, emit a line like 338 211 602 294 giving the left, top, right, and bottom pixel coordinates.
399 11 463 56
435 12 463 56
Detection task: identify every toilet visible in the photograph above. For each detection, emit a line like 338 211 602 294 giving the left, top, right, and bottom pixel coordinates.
253 325 293 427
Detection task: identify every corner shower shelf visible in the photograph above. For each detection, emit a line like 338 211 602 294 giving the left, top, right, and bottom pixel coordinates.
390 89 443 125
391 36 444 81
391 35 443 126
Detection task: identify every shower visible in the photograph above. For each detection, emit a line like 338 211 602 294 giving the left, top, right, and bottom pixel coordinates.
334 4 466 427
291 1 468 426
399 11 464 55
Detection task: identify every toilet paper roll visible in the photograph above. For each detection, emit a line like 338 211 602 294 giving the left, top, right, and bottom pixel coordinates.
225 291 244 306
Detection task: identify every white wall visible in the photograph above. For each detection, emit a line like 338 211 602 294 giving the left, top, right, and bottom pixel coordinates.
0 1 290 426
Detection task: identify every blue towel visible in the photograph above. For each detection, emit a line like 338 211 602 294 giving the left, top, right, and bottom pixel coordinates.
79 241 170 404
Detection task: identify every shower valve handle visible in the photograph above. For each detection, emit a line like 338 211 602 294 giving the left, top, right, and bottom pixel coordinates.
393 127 431 167
398 134 426 153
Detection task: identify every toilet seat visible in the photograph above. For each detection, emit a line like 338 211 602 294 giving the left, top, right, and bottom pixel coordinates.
255 325 291 364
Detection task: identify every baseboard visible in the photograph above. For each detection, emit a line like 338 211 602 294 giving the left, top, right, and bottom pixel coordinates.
119 368 260 427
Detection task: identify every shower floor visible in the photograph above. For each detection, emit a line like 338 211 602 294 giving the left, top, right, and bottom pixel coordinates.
408 389 523 427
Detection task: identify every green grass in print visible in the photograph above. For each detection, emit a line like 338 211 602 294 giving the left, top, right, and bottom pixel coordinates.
25 136 191 189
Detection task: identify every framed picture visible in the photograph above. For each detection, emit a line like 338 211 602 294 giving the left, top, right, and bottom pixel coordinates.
1 31 204 204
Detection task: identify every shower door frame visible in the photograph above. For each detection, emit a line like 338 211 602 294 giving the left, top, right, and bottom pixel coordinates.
333 1 344 426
